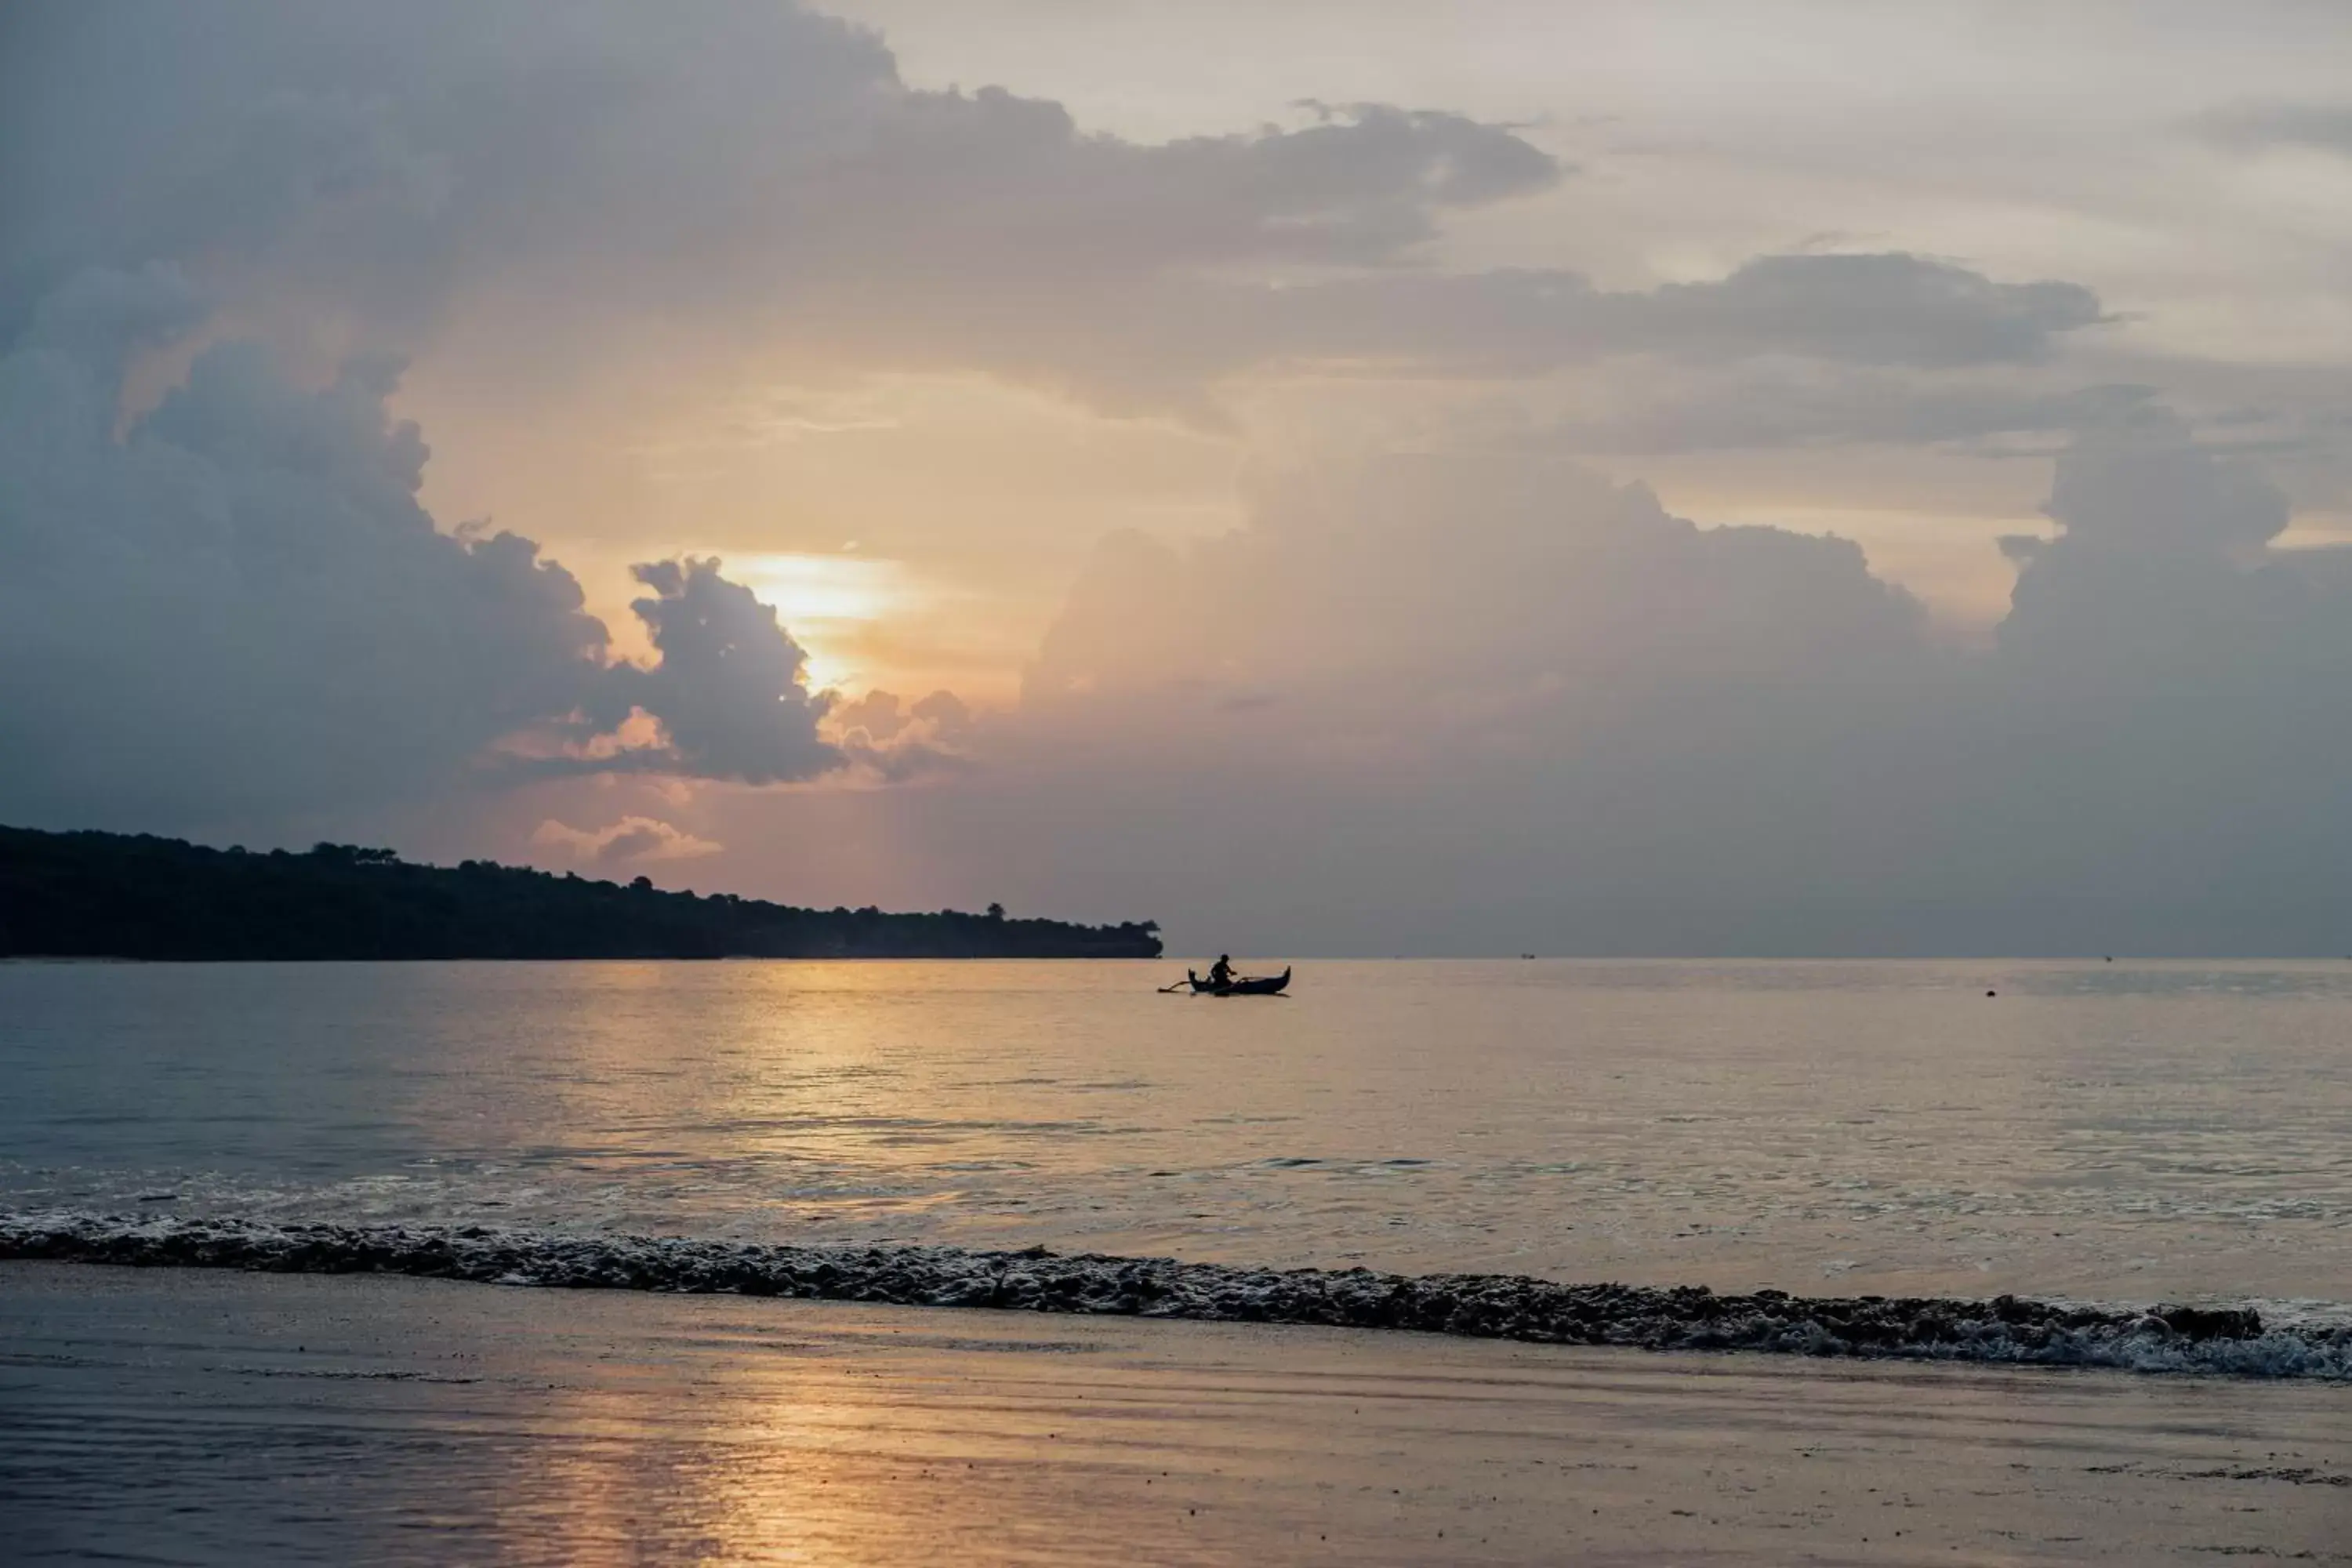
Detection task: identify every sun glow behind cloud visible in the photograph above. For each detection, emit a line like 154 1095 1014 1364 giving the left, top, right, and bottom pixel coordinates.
714 552 919 694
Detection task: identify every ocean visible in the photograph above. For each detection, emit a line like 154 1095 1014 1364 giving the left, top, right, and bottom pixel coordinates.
5 957 2348 1360
9 956 2352 1563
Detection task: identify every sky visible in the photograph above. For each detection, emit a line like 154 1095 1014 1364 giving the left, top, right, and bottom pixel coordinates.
3 0 2350 954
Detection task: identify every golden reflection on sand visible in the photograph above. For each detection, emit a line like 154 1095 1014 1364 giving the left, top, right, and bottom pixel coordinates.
11 1266 2346 1566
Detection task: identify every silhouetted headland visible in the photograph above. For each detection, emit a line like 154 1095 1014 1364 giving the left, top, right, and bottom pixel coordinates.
0 826 1162 960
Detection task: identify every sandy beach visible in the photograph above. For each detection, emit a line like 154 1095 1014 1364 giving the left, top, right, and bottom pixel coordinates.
5 1261 2345 1565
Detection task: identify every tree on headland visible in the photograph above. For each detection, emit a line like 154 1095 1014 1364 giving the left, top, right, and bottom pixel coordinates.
0 826 1163 961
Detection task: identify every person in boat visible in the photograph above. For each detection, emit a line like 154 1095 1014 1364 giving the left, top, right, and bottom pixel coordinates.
1207 954 1237 989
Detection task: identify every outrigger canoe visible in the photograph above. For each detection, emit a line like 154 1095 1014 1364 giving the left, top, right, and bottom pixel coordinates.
1185 966 1290 996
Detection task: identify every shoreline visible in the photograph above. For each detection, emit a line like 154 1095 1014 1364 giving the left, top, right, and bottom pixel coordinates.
7 1260 2347 1565
8 1210 2346 1381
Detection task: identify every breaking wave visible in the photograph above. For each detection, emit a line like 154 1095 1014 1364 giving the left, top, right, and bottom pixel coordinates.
5 1210 2347 1380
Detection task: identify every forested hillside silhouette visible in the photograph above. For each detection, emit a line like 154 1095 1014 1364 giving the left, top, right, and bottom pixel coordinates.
0 827 1161 960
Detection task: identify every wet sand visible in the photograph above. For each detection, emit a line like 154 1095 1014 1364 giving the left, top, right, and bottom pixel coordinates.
3 1261 2346 1565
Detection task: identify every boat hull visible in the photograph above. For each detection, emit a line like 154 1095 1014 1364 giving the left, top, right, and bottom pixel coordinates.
1187 967 1290 996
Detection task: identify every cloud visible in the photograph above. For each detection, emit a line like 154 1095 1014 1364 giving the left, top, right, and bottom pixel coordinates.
1016 252 2107 416
2200 102 2352 156
2038 408 2290 555
1026 454 1929 715
603 560 843 786
0 271 851 829
0 5 1558 382
1530 372 2158 456
1995 412 2306 688
532 815 721 869
828 687 978 780
970 417 2352 954
16 261 208 383
0 269 611 828
1631 252 2108 367
0 3 2107 421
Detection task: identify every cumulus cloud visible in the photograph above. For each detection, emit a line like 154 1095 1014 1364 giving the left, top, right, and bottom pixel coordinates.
2039 410 2290 555
601 560 842 786
976 419 2352 954
1027 454 1929 716
0 271 849 829
532 815 721 869
0 269 610 827
1996 412 2307 682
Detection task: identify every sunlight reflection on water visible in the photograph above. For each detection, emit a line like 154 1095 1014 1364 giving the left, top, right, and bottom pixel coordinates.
4 958 2350 1305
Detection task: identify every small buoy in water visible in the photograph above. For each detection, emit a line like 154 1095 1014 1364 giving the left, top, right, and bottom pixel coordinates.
1986 989 1997 997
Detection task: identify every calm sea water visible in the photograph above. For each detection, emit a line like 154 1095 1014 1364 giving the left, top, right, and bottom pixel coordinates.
4 959 2349 1312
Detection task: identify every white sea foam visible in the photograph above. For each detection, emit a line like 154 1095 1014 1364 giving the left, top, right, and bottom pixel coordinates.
5 1210 2346 1381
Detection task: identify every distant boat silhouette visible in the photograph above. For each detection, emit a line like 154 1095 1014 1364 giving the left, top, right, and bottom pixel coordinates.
1177 966 1291 996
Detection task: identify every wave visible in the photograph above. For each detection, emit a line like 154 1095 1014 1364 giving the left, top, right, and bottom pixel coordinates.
5 1210 2347 1380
